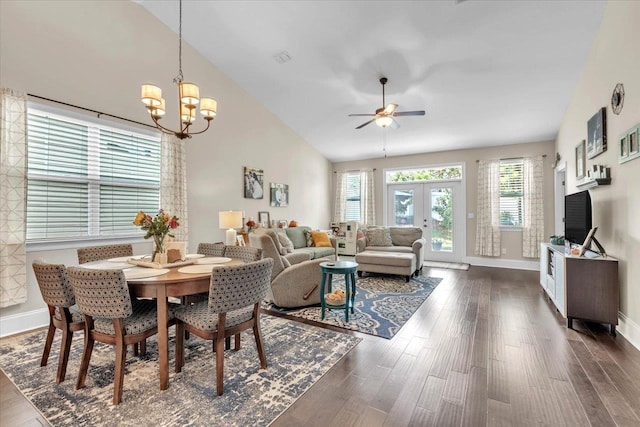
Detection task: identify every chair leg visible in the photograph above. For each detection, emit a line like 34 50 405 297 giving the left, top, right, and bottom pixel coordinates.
76 332 94 390
139 339 147 356
253 319 267 369
215 334 225 396
41 319 56 367
56 328 73 383
132 343 139 356
113 338 127 405
234 333 241 351
175 322 184 373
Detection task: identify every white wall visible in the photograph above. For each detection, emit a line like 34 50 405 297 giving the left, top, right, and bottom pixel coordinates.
0 0 332 331
554 1 640 340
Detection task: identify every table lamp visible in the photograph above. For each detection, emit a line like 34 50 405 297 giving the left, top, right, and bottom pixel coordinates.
219 211 243 245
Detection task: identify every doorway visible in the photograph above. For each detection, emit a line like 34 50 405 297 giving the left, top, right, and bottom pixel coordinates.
387 181 464 262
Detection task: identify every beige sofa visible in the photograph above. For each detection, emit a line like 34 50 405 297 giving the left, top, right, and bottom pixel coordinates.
356 226 425 276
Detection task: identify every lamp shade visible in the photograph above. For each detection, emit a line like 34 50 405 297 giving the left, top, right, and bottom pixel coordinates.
219 211 243 245
375 116 393 128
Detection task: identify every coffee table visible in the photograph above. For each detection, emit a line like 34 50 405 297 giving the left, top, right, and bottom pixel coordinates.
319 260 358 322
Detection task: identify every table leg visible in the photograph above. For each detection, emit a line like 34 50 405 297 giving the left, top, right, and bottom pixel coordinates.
320 271 327 320
157 286 169 390
350 272 356 314
344 273 350 322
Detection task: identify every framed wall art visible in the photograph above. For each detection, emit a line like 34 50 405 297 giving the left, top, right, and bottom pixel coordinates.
258 211 270 228
587 107 607 159
575 140 586 179
269 183 289 207
244 166 264 199
619 124 640 164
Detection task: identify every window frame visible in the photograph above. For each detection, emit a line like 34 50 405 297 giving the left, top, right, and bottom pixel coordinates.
344 172 362 222
499 158 524 229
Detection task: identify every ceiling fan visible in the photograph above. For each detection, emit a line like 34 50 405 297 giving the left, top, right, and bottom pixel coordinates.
349 77 425 129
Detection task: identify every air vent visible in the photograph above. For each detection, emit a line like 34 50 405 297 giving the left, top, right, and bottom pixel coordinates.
273 51 292 64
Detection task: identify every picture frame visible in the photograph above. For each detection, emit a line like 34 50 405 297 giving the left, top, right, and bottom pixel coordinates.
236 235 246 246
278 220 288 228
258 211 270 228
269 182 289 207
244 166 264 199
619 135 629 159
579 227 598 257
575 140 586 179
587 107 607 159
618 124 640 164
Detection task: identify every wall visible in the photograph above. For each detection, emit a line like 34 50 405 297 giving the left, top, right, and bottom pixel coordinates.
0 0 332 333
554 1 640 342
333 140 555 267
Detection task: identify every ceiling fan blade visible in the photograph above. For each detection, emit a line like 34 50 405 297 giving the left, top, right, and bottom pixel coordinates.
392 110 426 117
348 113 376 117
384 103 398 114
355 118 376 129
389 118 400 129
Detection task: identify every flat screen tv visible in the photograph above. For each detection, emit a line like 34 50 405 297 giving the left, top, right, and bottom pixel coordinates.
564 190 592 245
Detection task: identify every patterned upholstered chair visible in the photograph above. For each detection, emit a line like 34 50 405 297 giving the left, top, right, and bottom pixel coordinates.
197 242 225 257
32 261 85 383
222 245 262 263
66 267 173 405
77 244 133 264
174 258 274 396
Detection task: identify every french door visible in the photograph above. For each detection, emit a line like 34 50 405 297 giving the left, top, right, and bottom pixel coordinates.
387 182 464 262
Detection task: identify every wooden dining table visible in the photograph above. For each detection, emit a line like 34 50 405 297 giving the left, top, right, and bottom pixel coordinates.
124 259 243 390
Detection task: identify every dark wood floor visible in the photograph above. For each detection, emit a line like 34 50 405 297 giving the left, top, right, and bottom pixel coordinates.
2 266 640 426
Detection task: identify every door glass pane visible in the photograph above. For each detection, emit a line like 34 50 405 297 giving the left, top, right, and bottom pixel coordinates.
430 187 453 252
393 189 414 226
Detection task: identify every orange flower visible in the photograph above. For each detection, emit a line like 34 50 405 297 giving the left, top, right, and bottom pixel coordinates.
133 211 146 226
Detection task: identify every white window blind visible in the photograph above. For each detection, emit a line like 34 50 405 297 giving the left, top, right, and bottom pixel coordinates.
499 159 524 227
345 173 361 222
26 107 161 241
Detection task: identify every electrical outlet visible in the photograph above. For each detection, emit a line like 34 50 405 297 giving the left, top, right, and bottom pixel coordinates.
501 248 507 255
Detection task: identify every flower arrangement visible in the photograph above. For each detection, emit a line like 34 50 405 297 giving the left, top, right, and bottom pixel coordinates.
133 209 179 262
246 218 257 232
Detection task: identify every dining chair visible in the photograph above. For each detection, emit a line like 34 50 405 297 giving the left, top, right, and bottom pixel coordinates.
174 258 274 396
77 244 133 264
222 245 262 263
197 242 225 257
66 267 174 405
32 261 85 383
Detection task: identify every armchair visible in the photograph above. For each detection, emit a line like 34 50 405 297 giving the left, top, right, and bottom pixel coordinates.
249 230 326 308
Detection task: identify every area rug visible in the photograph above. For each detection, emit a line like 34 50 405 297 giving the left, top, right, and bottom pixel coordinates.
0 315 360 427
423 261 470 271
263 274 442 339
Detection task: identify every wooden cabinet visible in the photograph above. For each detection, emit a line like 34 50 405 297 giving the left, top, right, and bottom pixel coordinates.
540 243 619 335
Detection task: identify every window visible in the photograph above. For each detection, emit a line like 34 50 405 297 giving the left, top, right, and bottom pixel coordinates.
26 106 161 241
345 173 361 222
386 166 462 183
499 159 524 227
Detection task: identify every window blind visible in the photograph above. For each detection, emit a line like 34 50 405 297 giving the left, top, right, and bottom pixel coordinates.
26 108 161 241
499 160 524 227
345 173 361 222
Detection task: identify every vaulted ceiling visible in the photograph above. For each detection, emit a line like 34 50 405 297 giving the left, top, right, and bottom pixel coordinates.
138 1 606 162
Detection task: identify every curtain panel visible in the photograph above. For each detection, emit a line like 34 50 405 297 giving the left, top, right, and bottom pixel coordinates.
360 169 376 226
522 156 545 257
333 171 348 222
0 88 28 307
160 134 189 246
475 160 501 256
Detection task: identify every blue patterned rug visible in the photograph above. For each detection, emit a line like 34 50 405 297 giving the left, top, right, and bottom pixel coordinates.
263 274 442 339
0 315 360 426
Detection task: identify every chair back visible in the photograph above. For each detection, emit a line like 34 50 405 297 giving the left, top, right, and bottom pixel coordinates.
248 232 286 280
222 245 262 263
77 244 133 264
66 267 132 319
197 242 225 257
32 261 75 308
208 258 273 313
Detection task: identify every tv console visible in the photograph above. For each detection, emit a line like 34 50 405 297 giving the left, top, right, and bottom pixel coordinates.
540 243 619 335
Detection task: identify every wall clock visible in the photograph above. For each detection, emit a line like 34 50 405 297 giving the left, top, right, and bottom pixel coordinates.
611 83 624 115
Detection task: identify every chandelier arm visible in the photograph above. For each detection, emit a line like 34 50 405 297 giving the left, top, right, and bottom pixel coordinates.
150 114 182 136
180 119 211 136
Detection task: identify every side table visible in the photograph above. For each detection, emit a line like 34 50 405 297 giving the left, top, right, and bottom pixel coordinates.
319 260 358 321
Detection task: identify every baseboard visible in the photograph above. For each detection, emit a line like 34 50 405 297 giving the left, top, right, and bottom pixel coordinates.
466 256 539 271
0 308 49 338
618 311 640 351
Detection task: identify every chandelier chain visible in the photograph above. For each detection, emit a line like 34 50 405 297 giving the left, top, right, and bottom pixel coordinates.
173 0 184 84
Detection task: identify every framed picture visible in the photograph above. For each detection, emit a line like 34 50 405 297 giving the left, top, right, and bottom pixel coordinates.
619 135 629 159
269 183 289 207
278 220 288 228
618 124 640 164
575 140 586 179
244 166 264 199
630 128 639 154
258 211 270 228
236 235 246 246
587 107 607 159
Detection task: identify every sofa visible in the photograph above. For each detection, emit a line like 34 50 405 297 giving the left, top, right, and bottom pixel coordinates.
281 226 337 260
356 226 425 277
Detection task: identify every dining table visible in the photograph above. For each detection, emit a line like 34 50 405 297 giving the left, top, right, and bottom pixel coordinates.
84 256 243 390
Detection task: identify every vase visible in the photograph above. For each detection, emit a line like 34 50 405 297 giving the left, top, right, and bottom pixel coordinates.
152 235 167 264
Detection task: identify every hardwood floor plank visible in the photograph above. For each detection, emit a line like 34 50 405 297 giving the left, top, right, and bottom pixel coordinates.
416 375 447 412
433 399 463 427
487 398 513 427
488 358 510 403
461 366 487 427
565 359 616 426
442 370 468 405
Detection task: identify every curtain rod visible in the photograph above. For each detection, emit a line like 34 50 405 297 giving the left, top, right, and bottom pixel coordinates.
476 154 546 163
333 168 377 173
27 94 156 130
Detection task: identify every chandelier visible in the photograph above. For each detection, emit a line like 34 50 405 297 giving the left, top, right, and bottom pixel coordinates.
140 0 217 139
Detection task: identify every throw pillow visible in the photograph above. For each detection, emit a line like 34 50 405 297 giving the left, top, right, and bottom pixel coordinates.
304 230 315 247
356 229 365 240
365 228 393 246
311 231 332 248
276 232 295 254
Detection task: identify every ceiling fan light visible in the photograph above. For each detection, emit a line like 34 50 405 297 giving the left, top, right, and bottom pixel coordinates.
376 116 393 128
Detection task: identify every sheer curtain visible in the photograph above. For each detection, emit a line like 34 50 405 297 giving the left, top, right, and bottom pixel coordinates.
522 155 544 257
0 88 28 307
160 134 189 244
333 171 347 222
475 160 501 256
360 169 376 226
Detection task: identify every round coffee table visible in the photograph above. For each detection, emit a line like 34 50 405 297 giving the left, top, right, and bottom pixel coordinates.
319 260 358 322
